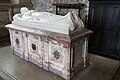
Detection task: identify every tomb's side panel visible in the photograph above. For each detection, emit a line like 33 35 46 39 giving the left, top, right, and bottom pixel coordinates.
28 34 42 67
71 38 89 76
73 38 86 69
12 30 24 58
48 39 70 79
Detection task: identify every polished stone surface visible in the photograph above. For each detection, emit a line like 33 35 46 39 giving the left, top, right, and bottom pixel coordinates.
111 64 120 80
0 46 120 80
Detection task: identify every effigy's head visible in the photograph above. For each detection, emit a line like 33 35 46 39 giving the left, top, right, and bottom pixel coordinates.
20 7 29 15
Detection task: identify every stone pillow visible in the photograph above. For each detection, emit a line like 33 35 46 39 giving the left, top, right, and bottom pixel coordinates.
72 11 84 28
62 12 77 31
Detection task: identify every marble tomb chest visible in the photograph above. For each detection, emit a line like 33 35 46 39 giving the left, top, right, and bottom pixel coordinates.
5 7 92 80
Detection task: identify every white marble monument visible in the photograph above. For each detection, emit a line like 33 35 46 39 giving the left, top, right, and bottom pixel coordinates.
12 7 84 34
5 7 92 80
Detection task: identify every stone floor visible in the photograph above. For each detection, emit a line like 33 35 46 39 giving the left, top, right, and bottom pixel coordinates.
0 46 120 80
0 77 4 80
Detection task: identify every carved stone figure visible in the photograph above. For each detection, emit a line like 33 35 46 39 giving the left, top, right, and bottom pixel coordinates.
12 7 84 34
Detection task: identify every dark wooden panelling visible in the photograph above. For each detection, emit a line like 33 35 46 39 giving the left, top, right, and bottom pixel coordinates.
88 0 120 58
0 0 10 3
